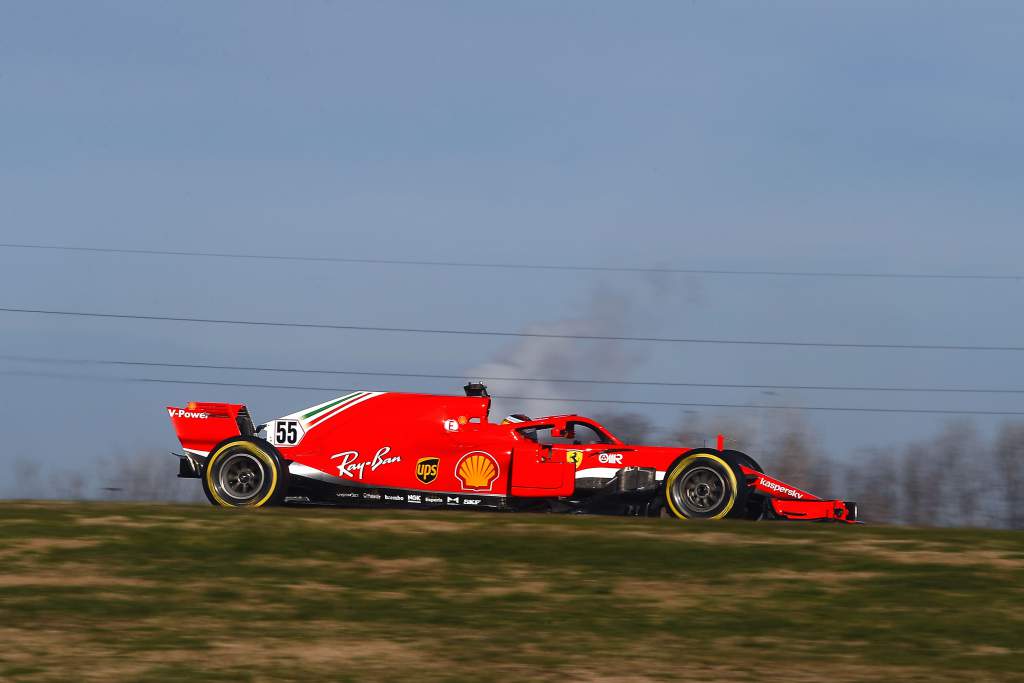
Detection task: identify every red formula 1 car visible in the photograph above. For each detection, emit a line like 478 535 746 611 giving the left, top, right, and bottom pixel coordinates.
167 383 858 522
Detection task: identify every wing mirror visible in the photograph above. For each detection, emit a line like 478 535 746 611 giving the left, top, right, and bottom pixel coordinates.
550 424 575 439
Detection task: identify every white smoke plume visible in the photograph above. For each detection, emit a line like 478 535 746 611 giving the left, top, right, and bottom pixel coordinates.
467 277 681 420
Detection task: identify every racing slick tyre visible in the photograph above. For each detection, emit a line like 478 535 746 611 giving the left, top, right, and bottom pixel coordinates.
662 450 749 521
723 449 767 520
202 438 286 508
723 449 762 473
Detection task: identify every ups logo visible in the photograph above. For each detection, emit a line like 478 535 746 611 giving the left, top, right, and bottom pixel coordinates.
415 457 439 484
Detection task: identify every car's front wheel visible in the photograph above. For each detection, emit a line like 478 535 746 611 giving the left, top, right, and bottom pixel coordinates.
202 439 285 508
662 450 748 520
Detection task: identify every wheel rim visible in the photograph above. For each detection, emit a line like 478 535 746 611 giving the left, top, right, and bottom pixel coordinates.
218 453 265 500
674 465 726 514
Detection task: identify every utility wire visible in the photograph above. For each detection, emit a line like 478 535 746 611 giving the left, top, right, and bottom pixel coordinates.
2 306 1024 352
4 368 1024 416
1 242 1020 281
4 353 1024 395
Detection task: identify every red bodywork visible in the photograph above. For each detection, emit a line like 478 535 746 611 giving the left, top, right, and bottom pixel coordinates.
168 389 856 521
167 402 250 456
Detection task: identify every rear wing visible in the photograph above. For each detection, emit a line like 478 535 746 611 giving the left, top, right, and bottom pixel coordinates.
166 402 256 456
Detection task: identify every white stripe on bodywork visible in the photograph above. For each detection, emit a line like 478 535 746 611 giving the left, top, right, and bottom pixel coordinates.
278 391 385 429
316 391 383 424
575 467 620 479
575 467 665 481
184 448 209 457
281 392 359 421
289 462 345 483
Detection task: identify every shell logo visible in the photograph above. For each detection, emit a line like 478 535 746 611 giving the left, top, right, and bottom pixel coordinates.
455 451 500 492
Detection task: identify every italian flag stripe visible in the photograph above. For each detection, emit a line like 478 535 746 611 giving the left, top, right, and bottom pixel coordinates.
307 391 371 426
301 392 360 420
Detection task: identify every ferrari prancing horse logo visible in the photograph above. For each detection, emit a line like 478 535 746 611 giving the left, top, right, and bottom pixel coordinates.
415 457 439 484
567 450 584 469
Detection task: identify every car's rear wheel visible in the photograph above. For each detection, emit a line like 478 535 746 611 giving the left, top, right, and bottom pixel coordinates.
203 439 285 508
662 450 749 520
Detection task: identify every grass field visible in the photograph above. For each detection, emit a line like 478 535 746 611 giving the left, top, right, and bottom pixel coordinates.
0 502 1022 682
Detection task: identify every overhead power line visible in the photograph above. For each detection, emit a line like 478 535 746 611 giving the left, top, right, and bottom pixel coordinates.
1 242 1020 281
5 353 1024 395
4 368 1024 417
3 305 1024 352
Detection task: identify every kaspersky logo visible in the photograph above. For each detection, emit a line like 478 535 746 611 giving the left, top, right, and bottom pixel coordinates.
415 457 439 485
758 477 803 499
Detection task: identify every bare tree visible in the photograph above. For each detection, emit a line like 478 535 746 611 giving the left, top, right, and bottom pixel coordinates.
667 412 756 452
928 419 987 527
97 449 204 503
844 448 900 523
668 411 707 448
993 421 1024 529
55 470 87 500
762 414 833 497
593 412 657 445
11 456 42 499
900 441 941 526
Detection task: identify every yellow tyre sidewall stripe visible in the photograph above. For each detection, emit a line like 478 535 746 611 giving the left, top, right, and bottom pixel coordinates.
205 441 279 508
664 453 738 520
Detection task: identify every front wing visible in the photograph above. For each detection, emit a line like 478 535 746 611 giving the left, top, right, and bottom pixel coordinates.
742 466 858 523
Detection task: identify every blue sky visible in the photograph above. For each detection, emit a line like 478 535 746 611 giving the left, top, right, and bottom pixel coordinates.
2 2 1023 488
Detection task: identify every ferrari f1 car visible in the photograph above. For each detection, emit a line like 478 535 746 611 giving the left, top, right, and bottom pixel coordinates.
167 384 858 522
